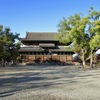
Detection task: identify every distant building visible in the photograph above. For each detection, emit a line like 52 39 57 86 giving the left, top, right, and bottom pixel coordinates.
19 32 74 64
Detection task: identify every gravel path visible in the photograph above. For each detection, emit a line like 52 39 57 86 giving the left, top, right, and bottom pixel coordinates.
0 65 100 100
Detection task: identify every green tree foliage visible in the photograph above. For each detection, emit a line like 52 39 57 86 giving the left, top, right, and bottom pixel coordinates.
87 7 100 67
0 25 20 66
57 7 100 68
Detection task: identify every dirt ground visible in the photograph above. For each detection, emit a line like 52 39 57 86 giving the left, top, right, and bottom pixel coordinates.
0 64 100 100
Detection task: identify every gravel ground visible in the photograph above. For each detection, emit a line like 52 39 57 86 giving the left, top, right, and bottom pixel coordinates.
0 64 100 100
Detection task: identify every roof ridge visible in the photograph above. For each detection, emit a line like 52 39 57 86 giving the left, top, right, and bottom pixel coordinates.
26 32 59 34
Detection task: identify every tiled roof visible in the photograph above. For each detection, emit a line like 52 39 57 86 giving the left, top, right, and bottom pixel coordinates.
50 49 74 52
50 46 74 52
19 47 44 52
39 43 55 47
25 32 59 40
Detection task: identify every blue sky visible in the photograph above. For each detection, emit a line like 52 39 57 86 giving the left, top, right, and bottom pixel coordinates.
0 0 100 38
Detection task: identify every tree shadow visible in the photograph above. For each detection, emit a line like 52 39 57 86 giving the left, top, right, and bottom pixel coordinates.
0 65 100 98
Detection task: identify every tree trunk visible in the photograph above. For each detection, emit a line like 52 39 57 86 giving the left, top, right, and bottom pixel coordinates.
82 49 87 68
90 51 97 68
2 59 5 67
90 51 93 68
82 54 86 68
93 54 96 68
11 60 14 66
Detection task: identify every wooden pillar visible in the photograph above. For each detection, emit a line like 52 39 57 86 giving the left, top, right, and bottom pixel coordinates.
42 55 44 62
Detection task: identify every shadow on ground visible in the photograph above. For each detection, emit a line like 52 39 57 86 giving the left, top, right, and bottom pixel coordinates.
0 65 100 98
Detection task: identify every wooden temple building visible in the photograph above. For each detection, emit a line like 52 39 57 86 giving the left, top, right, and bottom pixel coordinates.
19 32 74 65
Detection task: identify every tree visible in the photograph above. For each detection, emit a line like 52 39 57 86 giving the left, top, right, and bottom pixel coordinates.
0 25 20 66
57 7 100 68
89 34 100 67
88 7 100 67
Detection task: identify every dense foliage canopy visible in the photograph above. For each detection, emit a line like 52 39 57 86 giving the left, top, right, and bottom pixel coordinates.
57 7 100 68
0 25 20 66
